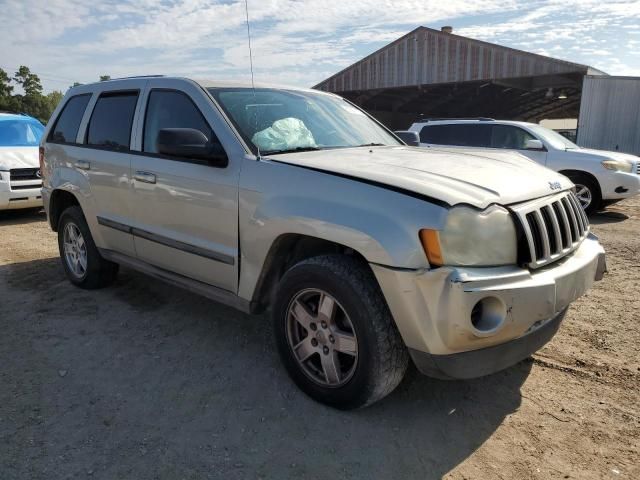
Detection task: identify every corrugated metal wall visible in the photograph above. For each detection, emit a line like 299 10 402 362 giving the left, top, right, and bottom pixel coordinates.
577 76 640 155
315 27 583 92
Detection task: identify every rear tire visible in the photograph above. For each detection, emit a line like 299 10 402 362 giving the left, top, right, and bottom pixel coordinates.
565 172 601 215
272 254 409 409
57 206 118 289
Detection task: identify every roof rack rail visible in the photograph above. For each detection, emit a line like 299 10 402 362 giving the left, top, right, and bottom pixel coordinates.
416 117 495 122
108 75 165 80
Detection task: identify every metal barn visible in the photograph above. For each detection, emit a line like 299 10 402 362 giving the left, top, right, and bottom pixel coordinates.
314 26 607 130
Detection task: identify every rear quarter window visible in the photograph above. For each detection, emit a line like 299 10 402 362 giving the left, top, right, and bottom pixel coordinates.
86 91 139 151
48 94 91 144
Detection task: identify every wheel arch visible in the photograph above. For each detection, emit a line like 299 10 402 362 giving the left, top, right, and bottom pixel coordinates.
49 189 81 232
249 233 370 314
558 169 602 197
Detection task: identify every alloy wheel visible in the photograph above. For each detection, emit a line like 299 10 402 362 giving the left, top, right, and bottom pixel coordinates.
63 222 88 279
286 288 358 387
574 184 592 210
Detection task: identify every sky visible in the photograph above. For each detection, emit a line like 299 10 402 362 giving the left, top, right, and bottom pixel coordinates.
1 0 639 93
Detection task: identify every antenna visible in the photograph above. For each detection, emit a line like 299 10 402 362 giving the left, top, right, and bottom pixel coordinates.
244 0 261 159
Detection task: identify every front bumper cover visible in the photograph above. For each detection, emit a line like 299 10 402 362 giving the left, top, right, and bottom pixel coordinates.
371 234 606 379
409 308 567 379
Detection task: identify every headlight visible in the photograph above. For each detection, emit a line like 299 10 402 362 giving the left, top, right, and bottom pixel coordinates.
602 159 633 173
420 205 517 267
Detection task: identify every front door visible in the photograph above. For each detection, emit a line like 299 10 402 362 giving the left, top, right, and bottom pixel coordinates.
130 85 240 292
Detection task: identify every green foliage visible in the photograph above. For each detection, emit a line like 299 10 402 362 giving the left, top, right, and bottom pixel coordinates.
0 66 66 124
99 75 111 82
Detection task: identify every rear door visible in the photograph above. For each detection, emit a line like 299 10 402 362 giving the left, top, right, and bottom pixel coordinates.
76 87 142 257
129 79 241 292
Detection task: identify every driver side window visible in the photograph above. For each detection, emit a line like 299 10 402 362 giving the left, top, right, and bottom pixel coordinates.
490 125 535 150
143 90 218 154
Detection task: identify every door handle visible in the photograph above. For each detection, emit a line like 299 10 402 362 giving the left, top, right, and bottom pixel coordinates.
75 160 90 170
134 171 157 184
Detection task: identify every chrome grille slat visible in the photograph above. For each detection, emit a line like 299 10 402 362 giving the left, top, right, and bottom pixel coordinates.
543 205 562 255
562 196 579 242
533 210 551 259
568 194 586 234
511 191 589 269
552 201 571 249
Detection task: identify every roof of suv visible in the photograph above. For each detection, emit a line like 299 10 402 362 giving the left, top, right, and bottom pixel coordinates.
68 76 326 96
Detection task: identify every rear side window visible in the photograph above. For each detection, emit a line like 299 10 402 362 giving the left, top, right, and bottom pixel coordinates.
86 91 139 151
143 90 215 154
420 124 491 147
49 94 91 144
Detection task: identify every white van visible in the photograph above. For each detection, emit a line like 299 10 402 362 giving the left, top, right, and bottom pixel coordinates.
408 119 640 213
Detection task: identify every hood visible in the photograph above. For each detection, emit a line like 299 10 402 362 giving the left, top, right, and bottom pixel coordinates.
573 147 639 163
0 146 39 170
269 145 572 209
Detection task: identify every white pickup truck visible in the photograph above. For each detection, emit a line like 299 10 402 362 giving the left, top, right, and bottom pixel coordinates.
0 113 44 211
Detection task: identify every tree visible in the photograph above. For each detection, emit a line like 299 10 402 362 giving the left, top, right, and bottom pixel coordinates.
0 68 14 99
14 65 43 97
99 75 111 82
0 66 74 123
45 91 64 119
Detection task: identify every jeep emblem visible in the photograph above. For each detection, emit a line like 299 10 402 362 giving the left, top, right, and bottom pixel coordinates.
549 181 561 190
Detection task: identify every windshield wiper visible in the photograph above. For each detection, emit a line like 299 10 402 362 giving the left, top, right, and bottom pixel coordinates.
264 146 322 155
357 143 386 147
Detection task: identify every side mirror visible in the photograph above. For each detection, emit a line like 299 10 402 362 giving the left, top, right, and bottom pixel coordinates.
394 130 420 147
525 139 545 151
156 128 228 167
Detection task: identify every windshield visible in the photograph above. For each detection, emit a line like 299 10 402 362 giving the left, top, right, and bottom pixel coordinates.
528 124 578 150
0 119 44 147
207 88 401 154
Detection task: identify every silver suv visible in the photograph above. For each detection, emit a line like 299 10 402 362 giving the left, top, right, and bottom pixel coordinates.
41 77 606 409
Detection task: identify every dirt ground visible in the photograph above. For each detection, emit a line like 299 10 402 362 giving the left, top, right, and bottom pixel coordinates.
1 199 638 480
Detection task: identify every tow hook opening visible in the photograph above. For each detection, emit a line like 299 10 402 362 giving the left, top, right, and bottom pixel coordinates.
470 297 506 336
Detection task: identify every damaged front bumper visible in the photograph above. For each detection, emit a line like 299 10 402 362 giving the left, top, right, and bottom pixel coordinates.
371 233 606 379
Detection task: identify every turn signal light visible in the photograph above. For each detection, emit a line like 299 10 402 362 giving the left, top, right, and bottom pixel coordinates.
419 229 443 266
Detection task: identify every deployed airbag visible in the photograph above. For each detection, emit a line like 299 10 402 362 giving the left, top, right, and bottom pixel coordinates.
252 117 317 152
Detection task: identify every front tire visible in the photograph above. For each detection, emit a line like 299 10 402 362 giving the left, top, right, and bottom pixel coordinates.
272 255 409 409
57 206 118 289
565 172 601 215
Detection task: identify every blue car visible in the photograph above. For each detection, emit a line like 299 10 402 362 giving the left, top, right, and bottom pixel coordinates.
0 113 45 211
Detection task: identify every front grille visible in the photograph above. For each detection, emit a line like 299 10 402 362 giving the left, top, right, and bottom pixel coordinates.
10 168 40 181
636 162 640 175
511 191 589 269
10 183 41 190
